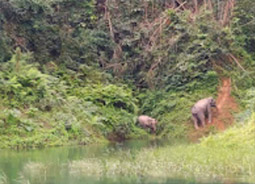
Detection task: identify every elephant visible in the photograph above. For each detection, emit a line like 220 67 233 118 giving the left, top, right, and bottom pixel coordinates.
138 115 158 133
191 97 217 130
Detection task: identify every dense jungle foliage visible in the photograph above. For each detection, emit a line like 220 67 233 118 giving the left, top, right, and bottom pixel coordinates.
0 0 255 149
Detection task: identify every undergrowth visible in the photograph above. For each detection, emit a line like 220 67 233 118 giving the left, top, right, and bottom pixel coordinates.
0 52 142 149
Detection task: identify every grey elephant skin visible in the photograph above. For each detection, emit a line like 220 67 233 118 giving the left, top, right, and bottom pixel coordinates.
137 115 158 133
191 97 217 129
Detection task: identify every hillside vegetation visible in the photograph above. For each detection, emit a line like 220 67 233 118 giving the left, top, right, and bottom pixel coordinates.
0 0 255 148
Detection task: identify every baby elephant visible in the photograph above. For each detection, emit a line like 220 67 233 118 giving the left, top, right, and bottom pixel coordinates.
138 115 158 133
191 97 217 130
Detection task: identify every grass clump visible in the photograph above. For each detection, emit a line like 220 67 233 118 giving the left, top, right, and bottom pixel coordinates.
0 172 8 184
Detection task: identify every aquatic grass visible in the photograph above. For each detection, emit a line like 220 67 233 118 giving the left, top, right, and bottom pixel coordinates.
0 172 8 184
17 162 58 184
20 162 47 180
69 159 104 177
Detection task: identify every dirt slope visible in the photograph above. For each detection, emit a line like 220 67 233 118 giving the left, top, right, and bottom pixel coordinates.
189 78 238 142
213 78 238 130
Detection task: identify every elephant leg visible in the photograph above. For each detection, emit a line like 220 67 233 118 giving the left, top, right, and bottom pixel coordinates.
197 112 206 127
151 124 156 133
140 124 147 129
207 105 212 123
192 114 199 130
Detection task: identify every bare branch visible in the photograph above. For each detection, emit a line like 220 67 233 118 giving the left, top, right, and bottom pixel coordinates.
228 54 247 72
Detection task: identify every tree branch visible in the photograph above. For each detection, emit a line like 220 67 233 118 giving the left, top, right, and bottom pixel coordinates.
228 54 247 72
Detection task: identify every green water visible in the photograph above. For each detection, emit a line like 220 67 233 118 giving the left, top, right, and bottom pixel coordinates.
0 139 251 184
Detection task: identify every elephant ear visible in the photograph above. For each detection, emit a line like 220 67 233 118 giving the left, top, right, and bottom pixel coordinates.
148 118 154 125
